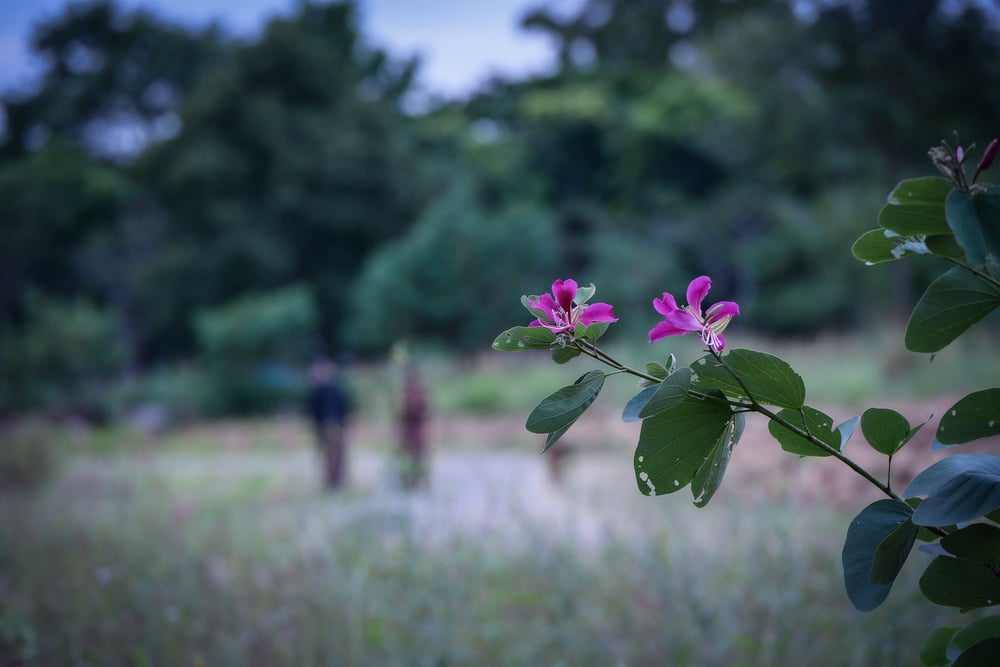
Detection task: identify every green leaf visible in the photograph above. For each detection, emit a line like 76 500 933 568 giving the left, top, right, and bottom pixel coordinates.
574 283 596 305
853 228 903 264
920 556 1000 609
526 370 605 442
836 415 860 449
936 389 1000 445
691 349 805 409
493 326 556 351
768 406 840 457
579 320 610 342
952 617 1000 656
870 517 918 585
878 177 952 235
691 412 745 508
622 385 658 423
644 361 669 380
974 187 1000 264
861 407 921 456
639 368 691 419
842 499 914 611
941 524 1000 564
952 638 1000 667
926 233 966 258
550 345 581 364
906 454 1000 526
542 425 571 453
946 188 1000 268
633 394 733 497
905 266 1000 353
919 626 959 667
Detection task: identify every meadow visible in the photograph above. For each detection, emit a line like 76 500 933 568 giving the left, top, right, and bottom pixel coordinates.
2 331 998 666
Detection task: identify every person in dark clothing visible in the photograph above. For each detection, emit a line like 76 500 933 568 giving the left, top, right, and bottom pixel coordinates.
398 365 429 490
307 358 352 490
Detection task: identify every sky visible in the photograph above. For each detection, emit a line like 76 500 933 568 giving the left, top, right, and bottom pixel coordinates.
0 0 584 99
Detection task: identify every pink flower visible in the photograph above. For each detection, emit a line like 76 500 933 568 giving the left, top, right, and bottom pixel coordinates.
649 276 739 352
529 279 618 334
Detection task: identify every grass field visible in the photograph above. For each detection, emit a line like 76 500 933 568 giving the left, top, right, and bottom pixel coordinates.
0 423 976 666
3 331 997 666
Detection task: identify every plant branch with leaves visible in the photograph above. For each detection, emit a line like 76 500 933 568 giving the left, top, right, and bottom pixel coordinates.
493 136 1000 666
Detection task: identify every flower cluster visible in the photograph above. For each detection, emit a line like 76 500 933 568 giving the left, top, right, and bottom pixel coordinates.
528 279 617 334
528 276 739 352
648 276 740 352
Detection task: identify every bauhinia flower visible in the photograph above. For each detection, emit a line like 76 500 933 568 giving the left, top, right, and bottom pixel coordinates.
529 279 618 334
649 276 740 352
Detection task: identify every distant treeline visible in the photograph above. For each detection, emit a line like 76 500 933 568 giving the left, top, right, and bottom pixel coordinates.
2 0 998 415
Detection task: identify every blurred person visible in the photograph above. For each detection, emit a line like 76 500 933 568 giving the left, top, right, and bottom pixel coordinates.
398 364 429 490
306 357 352 490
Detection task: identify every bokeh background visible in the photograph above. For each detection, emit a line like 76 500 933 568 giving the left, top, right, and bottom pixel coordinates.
2 1 999 665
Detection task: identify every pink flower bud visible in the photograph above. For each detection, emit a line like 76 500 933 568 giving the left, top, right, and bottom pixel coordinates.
974 138 999 183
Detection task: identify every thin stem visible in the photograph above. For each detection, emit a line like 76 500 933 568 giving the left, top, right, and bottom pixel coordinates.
574 337 902 502
573 339 661 384
708 350 903 503
944 257 1000 291
758 402 901 501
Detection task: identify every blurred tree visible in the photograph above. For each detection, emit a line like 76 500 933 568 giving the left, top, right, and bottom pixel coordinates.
0 292 126 415
140 1 429 355
803 0 1000 177
195 284 318 414
345 181 559 352
3 0 998 383
473 0 1000 334
0 0 225 369
0 142 129 324
1 0 223 161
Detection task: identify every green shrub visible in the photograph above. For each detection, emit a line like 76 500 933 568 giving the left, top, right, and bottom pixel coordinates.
346 184 559 353
0 293 126 415
194 285 317 415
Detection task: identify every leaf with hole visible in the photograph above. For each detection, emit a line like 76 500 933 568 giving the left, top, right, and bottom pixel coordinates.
920 556 1000 609
633 394 733 497
493 326 556 351
936 389 1000 446
691 412 745 508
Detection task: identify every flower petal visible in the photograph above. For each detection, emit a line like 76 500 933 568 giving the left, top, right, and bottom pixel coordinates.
551 279 578 313
579 302 617 325
686 276 712 315
648 320 691 342
705 301 740 322
530 293 558 315
664 309 702 333
653 292 679 317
